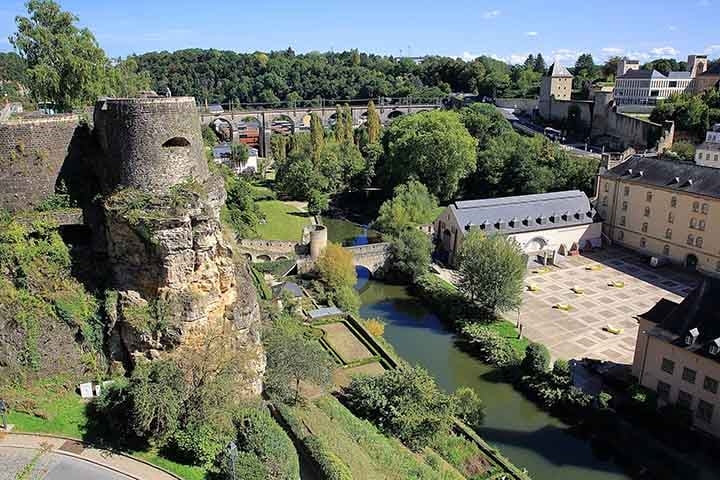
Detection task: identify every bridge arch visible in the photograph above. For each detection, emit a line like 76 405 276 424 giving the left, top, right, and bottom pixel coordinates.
256 254 272 262
269 114 295 135
387 110 405 121
211 117 233 142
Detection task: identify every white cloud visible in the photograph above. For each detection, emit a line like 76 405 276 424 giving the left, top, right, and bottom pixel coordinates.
625 50 652 61
510 53 531 64
489 53 509 63
705 44 720 53
551 48 581 63
482 9 501 19
461 51 476 61
649 46 678 56
525 31 538 37
668 25 678 31
601 47 624 55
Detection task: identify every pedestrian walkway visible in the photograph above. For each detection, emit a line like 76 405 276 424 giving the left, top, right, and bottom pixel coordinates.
0 433 179 480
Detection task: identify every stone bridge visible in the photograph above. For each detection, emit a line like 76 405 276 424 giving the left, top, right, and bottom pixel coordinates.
236 239 305 262
200 102 441 157
346 242 392 274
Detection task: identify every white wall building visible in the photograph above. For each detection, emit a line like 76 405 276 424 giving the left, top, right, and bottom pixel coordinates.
434 190 602 266
696 124 720 168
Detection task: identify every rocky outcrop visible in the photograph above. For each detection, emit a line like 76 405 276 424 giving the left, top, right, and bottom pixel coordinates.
102 174 264 393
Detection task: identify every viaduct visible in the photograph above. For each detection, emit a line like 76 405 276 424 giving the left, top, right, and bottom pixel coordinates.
199 102 441 157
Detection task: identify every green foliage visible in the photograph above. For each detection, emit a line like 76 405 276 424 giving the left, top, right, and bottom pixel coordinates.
264 316 333 404
669 141 696 161
310 112 325 161
220 407 299 480
331 284 361 315
380 111 477 202
105 56 152 98
518 359 592 412
129 359 186 442
389 228 432 282
651 91 720 139
213 162 264 238
366 100 381 144
459 103 514 149
453 387 485 431
10 0 110 110
521 343 550 376
598 391 613 410
456 232 525 315
307 189 329 216
460 324 521 368
344 366 456 450
201 125 218 147
374 180 439 236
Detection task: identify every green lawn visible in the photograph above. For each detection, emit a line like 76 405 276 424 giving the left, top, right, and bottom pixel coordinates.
255 200 312 241
2 378 207 480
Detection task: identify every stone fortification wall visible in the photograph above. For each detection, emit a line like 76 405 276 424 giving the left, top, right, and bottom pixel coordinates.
94 97 208 194
495 98 539 114
0 115 80 212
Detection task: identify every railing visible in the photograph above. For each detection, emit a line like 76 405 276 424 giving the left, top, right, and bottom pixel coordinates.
197 96 443 114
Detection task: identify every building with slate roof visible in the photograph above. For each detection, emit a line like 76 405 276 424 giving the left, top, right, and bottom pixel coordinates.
539 61 574 120
597 155 720 273
434 190 601 265
614 54 707 108
633 277 720 437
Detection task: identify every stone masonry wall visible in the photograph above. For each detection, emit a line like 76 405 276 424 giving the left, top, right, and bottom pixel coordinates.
0 115 80 212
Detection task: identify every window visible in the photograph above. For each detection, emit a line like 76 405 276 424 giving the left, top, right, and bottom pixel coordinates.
622 201 628 211
693 201 700 212
657 380 671 401
701 203 709 214
640 237 647 248
668 211 675 223
690 218 697 229
644 207 651 217
696 237 704 248
698 152 704 161
678 390 693 409
665 228 672 239
617 231 624 241
671 196 677 208
663 244 670 256
697 400 714 423
646 191 653 202
604 182 609 193
687 234 695 245
699 219 706 231
661 358 675 374
704 376 719 394
682 367 697 384
624 186 630 196
642 222 648 233
620 216 626 226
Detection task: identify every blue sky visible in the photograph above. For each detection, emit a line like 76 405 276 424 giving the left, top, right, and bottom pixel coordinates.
1 0 719 64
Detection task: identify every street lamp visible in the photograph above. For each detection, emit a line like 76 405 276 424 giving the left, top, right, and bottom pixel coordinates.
226 441 238 480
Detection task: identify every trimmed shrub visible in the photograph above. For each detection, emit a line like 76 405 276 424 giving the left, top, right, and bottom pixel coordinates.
521 343 550 375
461 323 520 367
454 387 485 431
304 436 353 480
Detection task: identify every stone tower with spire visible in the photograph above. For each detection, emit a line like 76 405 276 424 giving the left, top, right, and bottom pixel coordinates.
539 61 574 119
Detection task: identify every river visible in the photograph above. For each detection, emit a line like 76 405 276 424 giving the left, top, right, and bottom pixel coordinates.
358 276 632 480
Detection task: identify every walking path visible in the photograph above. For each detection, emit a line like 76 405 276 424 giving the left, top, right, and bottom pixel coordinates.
0 433 179 480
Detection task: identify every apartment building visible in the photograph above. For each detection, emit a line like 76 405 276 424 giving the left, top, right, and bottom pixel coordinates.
695 124 720 168
633 277 720 437
596 156 720 274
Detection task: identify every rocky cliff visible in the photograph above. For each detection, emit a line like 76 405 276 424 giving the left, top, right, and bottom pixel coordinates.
100 164 264 393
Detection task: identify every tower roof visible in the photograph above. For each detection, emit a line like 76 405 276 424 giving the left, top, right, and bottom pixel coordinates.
546 62 573 78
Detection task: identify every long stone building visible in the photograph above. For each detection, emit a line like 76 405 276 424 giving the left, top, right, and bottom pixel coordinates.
596 155 720 274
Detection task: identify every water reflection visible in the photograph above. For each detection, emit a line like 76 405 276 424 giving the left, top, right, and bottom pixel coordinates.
359 280 631 480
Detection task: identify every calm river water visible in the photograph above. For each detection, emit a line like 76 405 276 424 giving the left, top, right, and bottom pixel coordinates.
358 276 632 480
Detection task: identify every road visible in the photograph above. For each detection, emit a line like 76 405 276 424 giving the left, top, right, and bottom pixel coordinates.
1 446 134 480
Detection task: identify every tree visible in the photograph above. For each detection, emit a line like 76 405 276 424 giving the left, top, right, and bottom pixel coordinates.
390 228 432 282
315 243 357 291
342 104 353 144
533 53 547 74
264 317 333 404
366 100 381 144
380 111 477 202
670 141 696 161
456 232 525 314
521 342 551 376
231 143 250 170
454 387 485 430
344 366 456 450
11 0 109 110
374 180 439 236
309 113 324 161
307 189 329 216
574 53 596 77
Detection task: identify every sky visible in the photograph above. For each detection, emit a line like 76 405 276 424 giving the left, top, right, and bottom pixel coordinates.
0 0 719 65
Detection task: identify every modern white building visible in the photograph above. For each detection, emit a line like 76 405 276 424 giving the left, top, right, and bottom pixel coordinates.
213 143 259 174
613 55 708 111
696 124 720 168
434 190 602 266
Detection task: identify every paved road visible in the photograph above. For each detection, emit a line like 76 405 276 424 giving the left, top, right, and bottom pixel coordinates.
0 446 133 480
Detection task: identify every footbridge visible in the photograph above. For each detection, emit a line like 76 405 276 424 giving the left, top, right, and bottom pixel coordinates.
200 101 441 157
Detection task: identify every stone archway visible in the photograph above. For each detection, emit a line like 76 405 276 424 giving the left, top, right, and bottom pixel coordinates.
211 117 233 142
387 110 404 121
524 236 548 252
256 254 271 262
269 114 295 135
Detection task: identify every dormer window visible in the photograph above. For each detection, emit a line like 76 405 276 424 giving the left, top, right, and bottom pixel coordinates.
523 217 531 227
686 328 700 346
537 216 546 225
710 338 720 356
509 217 518 228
